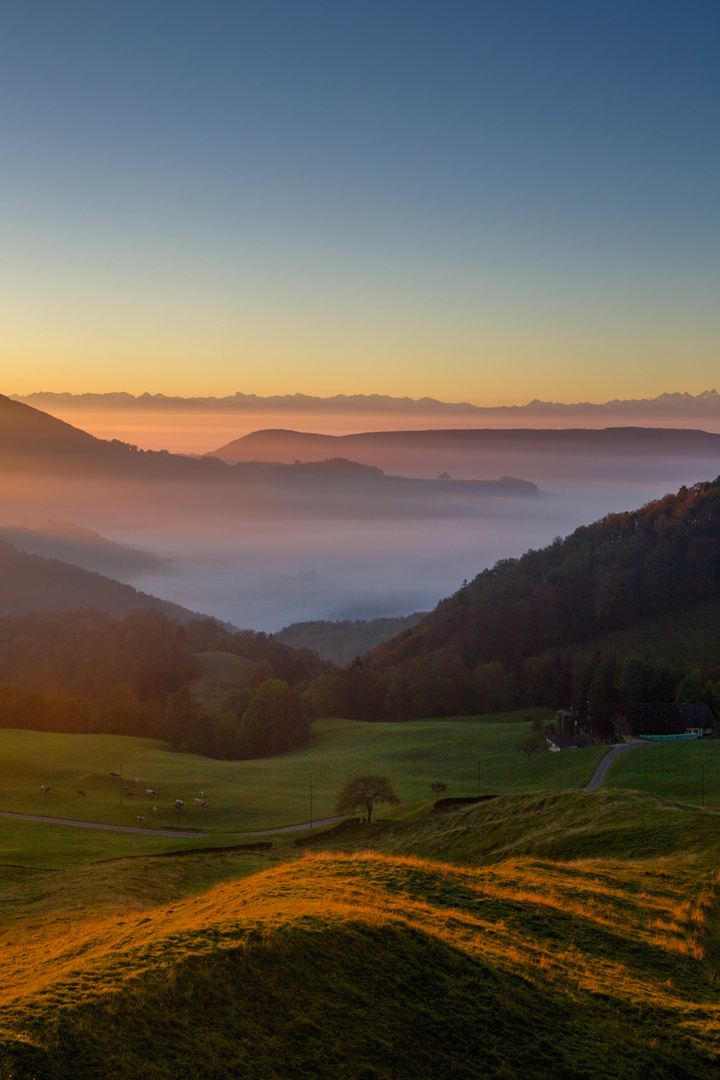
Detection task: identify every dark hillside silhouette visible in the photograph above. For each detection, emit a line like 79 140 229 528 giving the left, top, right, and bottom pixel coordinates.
0 540 199 622
0 611 330 757
300 478 720 723
209 426 720 485
0 396 539 518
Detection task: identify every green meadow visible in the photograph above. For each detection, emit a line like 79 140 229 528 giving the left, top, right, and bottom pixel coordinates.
0 709 605 845
605 738 720 807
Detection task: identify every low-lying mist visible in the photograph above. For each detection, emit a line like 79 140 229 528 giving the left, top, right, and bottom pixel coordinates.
0 469 712 633
3 396 720 631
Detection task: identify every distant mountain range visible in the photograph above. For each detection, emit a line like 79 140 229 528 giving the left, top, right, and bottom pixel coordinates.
13 388 720 417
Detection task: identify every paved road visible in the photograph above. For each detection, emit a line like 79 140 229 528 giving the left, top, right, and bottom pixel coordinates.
0 810 206 837
239 816 347 835
584 741 646 790
0 809 347 839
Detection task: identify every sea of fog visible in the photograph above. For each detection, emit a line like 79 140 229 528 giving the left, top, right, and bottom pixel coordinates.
101 476 699 632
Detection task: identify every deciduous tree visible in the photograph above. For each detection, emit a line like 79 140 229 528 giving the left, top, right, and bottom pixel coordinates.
335 774 399 823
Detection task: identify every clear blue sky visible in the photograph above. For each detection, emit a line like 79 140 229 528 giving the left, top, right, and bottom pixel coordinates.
2 1 718 402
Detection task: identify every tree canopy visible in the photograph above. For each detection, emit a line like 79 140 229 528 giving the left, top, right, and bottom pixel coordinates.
335 774 399 823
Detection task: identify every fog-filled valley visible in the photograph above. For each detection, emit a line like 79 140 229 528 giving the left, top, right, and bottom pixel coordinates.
2 395 720 631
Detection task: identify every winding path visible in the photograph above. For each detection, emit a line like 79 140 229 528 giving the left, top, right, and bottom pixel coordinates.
0 809 345 839
584 740 646 791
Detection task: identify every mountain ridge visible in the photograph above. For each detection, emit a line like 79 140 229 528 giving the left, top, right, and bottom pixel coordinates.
14 388 720 414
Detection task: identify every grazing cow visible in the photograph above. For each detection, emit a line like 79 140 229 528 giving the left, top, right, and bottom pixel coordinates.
109 771 121 779
136 816 146 824
194 798 206 806
76 789 86 796
40 785 51 793
133 777 140 784
146 788 159 797
174 799 184 810
152 806 158 815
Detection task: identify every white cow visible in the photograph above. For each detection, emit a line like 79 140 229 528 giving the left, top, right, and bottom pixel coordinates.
194 798 206 806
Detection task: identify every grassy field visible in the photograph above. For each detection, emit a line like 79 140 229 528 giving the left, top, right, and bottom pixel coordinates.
1 790 719 1079
0 710 605 850
604 739 720 807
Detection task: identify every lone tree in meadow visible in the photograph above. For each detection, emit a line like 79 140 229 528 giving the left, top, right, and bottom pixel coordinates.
519 731 546 763
335 774 399 823
429 781 447 797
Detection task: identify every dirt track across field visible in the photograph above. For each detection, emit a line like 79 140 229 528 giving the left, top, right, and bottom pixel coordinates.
0 809 347 838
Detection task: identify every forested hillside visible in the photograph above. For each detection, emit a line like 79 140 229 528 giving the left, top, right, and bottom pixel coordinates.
372 478 720 669
306 479 720 723
0 611 330 760
274 612 426 665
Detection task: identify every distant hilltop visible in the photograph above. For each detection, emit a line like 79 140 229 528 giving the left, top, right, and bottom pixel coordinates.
11 389 720 416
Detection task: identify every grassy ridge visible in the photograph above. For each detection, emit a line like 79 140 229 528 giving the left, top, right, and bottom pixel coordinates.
0 828 718 1079
300 789 720 862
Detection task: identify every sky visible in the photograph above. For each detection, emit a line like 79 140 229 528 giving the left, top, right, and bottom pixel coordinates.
1 1 719 405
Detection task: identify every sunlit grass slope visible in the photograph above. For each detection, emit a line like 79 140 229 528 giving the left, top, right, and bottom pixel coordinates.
605 740 720 807
1 836 718 1079
0 712 602 837
303 789 720 863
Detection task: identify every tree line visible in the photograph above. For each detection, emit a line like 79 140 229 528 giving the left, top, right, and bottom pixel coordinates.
301 648 720 724
0 609 328 759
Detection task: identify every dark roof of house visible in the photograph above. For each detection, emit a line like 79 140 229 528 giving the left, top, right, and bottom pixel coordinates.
546 732 579 749
678 703 714 727
590 702 713 737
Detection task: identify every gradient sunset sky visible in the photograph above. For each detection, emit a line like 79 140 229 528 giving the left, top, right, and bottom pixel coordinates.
2 1 718 404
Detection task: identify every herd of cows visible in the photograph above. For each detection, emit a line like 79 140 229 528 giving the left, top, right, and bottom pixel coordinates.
38 771 208 825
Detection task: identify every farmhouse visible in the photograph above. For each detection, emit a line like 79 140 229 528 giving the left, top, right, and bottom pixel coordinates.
590 702 714 742
546 708 581 751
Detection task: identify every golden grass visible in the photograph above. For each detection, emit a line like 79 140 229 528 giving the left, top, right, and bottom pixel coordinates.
0 848 718 1059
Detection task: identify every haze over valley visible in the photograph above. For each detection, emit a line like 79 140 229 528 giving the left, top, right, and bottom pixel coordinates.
3 394 720 630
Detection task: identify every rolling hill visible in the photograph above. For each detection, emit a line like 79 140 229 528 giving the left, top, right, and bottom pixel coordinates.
1 790 719 1078
0 395 540 520
0 521 163 577
208 425 720 484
